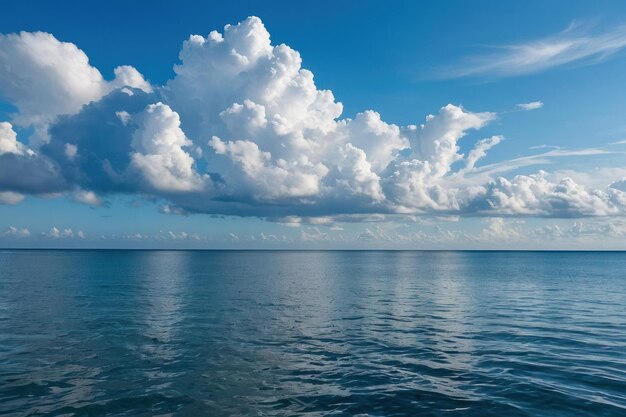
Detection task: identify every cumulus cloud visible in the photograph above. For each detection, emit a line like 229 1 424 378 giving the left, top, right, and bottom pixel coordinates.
300 227 330 241
209 135 327 199
0 32 108 127
358 226 392 242
0 122 68 200
131 102 204 192
480 217 523 241
111 65 153 93
0 122 29 155
0 153 66 197
0 191 25 204
1 226 30 238
72 189 102 206
609 178 626 192
381 105 496 212
0 17 625 220
0 31 150 145
46 227 83 239
477 172 626 217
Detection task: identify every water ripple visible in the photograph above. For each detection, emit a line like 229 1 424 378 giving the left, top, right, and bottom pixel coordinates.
1 250 626 416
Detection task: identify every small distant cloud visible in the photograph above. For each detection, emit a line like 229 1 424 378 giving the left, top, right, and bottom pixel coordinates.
358 226 391 242
1 226 30 238
609 139 626 145
72 189 102 207
45 227 84 239
278 216 302 227
64 143 78 160
517 101 544 111
115 111 131 125
0 191 25 205
159 204 188 216
529 144 560 150
166 231 201 241
300 227 330 242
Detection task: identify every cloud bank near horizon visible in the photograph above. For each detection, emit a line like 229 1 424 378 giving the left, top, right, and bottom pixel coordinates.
1 16 625 220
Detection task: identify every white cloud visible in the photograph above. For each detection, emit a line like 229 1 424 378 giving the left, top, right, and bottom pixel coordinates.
72 189 102 206
548 168 626 189
64 143 78 160
131 102 204 192
382 105 496 211
300 227 330 241
517 101 544 111
610 178 626 192
0 31 108 128
278 216 302 227
159 204 188 215
470 147 614 180
0 31 150 144
409 104 496 177
209 136 327 199
440 23 626 78
259 232 285 241
0 122 30 155
331 143 384 201
480 217 523 241
116 111 131 125
344 110 408 172
358 226 391 241
0 191 25 204
0 17 625 222
165 231 201 241
111 65 153 93
463 135 503 172
1 226 30 238
479 172 626 217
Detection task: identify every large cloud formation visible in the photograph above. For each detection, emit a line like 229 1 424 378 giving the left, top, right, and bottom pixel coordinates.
1 17 625 218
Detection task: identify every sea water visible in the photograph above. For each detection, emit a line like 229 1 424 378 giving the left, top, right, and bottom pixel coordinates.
1 250 625 416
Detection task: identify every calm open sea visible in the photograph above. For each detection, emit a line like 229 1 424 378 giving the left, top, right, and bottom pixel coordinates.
0 250 625 416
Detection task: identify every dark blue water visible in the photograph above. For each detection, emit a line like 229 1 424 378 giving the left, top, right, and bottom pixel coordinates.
1 250 625 416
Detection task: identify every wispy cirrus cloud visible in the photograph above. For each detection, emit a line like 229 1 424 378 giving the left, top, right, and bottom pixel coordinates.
517 101 544 111
439 22 626 78
469 147 616 179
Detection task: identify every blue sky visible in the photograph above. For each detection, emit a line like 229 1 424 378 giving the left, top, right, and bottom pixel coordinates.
1 1 626 248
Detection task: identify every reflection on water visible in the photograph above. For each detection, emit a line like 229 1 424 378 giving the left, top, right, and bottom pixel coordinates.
138 251 189 362
1 250 626 416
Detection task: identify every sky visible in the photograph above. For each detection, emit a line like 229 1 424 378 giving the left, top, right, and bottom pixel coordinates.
1 0 626 249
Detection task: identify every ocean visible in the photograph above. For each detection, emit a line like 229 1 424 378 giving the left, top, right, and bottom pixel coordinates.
0 250 625 416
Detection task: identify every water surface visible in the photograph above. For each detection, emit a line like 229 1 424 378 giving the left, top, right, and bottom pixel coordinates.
1 250 625 416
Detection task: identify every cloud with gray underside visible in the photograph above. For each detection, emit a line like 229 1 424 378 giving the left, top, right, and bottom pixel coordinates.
1 17 626 217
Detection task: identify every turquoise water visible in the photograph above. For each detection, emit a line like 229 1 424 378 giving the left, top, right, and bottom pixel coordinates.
1 250 625 416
